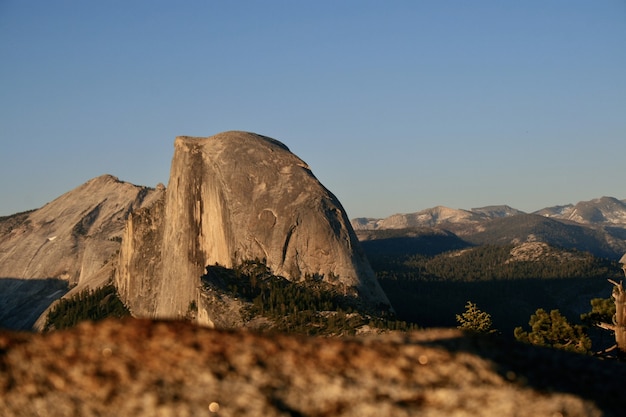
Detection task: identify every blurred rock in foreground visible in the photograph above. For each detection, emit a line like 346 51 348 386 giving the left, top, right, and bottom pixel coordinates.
1 319 624 417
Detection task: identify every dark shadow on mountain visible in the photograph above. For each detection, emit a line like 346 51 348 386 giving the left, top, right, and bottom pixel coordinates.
358 228 473 257
380 277 612 337
0 278 69 331
605 225 626 240
467 214 621 258
418 332 626 417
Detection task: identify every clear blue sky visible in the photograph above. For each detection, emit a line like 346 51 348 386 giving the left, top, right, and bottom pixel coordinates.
1 1 625 218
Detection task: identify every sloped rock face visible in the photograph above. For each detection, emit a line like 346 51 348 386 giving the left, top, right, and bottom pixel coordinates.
1 318 623 417
0 175 161 283
116 131 391 320
0 175 163 330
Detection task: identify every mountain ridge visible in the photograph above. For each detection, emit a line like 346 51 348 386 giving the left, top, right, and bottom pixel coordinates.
352 197 626 259
353 197 626 229
0 175 164 330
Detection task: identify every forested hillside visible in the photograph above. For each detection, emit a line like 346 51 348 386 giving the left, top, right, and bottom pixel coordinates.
200 260 416 335
371 244 617 282
44 285 130 331
41 261 416 336
364 241 622 337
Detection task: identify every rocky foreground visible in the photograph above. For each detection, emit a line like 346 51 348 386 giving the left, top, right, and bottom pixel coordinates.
1 319 624 416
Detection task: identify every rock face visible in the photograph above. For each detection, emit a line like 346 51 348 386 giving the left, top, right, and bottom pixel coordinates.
0 175 161 283
116 131 391 320
0 175 163 330
1 318 624 417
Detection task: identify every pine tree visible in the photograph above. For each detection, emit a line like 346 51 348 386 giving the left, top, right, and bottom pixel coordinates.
581 297 615 325
455 301 496 334
514 308 591 354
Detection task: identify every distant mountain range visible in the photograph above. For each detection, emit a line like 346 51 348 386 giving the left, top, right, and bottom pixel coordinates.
352 197 626 259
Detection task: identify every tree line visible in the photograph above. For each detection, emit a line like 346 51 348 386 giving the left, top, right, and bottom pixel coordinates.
44 284 130 331
372 244 620 282
202 260 418 335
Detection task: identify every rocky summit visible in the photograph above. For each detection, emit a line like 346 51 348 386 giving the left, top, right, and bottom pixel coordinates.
0 175 163 330
1 318 624 417
116 131 391 322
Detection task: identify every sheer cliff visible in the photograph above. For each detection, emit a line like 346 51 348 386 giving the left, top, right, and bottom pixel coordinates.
116 131 391 321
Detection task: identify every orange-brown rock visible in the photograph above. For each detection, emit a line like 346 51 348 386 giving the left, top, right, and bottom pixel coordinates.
1 319 624 416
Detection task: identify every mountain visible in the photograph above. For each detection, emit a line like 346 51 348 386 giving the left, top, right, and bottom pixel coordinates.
3 131 626 332
0 175 162 283
352 198 626 259
470 204 526 218
536 196 626 226
115 131 391 324
353 205 524 231
1 132 391 331
465 214 623 258
0 175 163 330
353 206 484 230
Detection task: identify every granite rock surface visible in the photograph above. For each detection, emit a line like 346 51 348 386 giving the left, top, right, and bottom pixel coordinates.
1 318 624 417
116 132 391 321
0 175 162 330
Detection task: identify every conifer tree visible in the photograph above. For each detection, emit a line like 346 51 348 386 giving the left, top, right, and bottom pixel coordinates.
581 297 615 325
514 308 591 354
456 301 496 334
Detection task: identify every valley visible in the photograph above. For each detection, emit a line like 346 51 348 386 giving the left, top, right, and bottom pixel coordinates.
355 219 624 349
